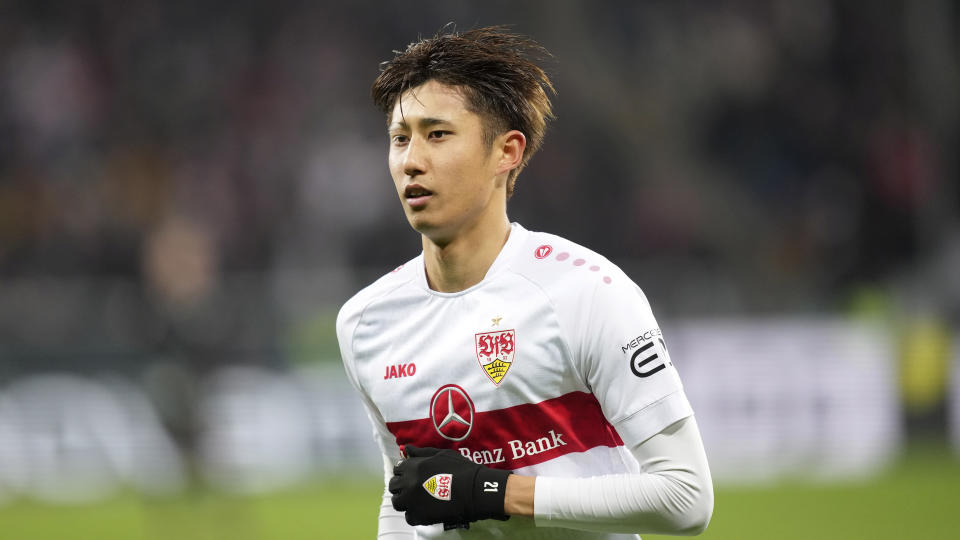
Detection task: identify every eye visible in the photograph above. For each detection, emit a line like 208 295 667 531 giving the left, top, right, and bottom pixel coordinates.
390 134 409 145
428 130 450 140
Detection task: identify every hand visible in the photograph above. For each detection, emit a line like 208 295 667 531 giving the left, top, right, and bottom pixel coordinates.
389 445 512 528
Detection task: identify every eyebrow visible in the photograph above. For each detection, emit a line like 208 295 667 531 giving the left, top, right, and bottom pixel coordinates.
387 117 453 131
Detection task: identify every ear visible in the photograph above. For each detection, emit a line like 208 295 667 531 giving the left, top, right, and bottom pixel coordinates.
495 130 526 176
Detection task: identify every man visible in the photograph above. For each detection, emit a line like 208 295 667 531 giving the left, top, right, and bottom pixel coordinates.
337 26 713 538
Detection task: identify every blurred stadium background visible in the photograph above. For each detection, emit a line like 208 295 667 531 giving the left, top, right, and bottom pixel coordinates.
0 0 957 538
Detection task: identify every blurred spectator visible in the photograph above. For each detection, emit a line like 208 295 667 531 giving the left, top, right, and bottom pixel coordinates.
0 0 955 363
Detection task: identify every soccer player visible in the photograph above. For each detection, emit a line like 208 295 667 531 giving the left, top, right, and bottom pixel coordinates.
336 26 713 538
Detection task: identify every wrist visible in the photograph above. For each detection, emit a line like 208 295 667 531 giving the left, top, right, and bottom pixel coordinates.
503 474 536 517
472 466 512 521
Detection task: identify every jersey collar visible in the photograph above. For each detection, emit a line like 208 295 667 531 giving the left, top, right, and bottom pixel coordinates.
416 222 528 296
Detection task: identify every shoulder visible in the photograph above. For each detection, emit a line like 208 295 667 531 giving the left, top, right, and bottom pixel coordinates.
336 256 421 342
506 226 635 299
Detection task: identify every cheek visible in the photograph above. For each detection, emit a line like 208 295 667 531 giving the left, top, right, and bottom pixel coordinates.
388 156 404 187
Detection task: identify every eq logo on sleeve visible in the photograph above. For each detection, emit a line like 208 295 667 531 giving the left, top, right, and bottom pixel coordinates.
622 328 672 379
629 338 670 378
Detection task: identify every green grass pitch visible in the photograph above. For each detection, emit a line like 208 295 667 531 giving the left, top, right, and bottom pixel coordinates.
0 445 954 539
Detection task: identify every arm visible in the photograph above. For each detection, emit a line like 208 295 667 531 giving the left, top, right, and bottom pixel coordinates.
519 266 713 533
391 415 712 535
519 415 713 535
337 302 416 538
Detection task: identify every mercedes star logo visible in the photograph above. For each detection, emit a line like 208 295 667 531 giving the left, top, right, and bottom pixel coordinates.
430 384 474 441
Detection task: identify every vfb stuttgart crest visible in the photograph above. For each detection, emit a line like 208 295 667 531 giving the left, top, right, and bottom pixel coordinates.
475 329 516 386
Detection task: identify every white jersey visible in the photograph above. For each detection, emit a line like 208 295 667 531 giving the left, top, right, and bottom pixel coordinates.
337 223 694 539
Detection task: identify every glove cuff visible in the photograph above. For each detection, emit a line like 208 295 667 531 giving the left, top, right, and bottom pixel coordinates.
472 467 512 522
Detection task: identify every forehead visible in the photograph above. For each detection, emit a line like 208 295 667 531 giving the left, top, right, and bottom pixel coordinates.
390 80 475 125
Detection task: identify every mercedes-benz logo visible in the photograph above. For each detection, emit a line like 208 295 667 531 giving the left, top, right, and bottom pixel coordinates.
430 384 474 441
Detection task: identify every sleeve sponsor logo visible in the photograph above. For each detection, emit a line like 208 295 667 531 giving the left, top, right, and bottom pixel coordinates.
422 473 453 501
621 328 663 354
623 329 672 379
630 342 666 378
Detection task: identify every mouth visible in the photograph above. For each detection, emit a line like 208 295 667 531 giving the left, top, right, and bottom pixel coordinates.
404 184 434 208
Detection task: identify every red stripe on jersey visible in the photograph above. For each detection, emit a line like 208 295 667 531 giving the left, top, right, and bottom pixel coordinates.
386 391 624 470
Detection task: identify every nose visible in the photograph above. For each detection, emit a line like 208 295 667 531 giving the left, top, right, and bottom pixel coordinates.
402 138 426 177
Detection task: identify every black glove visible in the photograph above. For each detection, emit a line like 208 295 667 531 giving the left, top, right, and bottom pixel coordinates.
389 445 512 529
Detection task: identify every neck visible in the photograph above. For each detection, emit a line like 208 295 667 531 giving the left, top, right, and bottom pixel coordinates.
422 216 511 293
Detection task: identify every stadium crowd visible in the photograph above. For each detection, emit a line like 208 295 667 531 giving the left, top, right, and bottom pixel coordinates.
0 0 955 383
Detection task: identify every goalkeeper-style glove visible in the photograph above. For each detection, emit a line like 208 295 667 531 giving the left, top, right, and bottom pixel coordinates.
389 444 512 529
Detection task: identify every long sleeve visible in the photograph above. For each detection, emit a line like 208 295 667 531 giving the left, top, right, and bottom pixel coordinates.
533 415 713 535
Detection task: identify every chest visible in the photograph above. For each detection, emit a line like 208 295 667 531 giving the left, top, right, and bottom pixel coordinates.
353 286 582 423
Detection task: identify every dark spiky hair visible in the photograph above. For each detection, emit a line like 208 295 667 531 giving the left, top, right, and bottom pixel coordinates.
371 25 556 197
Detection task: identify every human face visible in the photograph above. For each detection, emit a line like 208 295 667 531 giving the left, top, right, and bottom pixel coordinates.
387 80 505 244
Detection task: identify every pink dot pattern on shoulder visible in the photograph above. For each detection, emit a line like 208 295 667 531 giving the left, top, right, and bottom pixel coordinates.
551 250 613 284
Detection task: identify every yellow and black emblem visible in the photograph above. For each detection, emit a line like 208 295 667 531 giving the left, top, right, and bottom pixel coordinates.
474 329 516 386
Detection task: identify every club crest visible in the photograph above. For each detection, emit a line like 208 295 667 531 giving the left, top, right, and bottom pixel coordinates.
423 473 453 501
475 329 516 386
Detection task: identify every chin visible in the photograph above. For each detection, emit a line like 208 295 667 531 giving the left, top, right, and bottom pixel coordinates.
405 211 431 231
407 216 454 246
407 214 436 234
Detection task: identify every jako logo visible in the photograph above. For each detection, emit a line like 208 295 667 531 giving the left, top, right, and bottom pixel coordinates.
534 245 553 259
384 363 416 380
